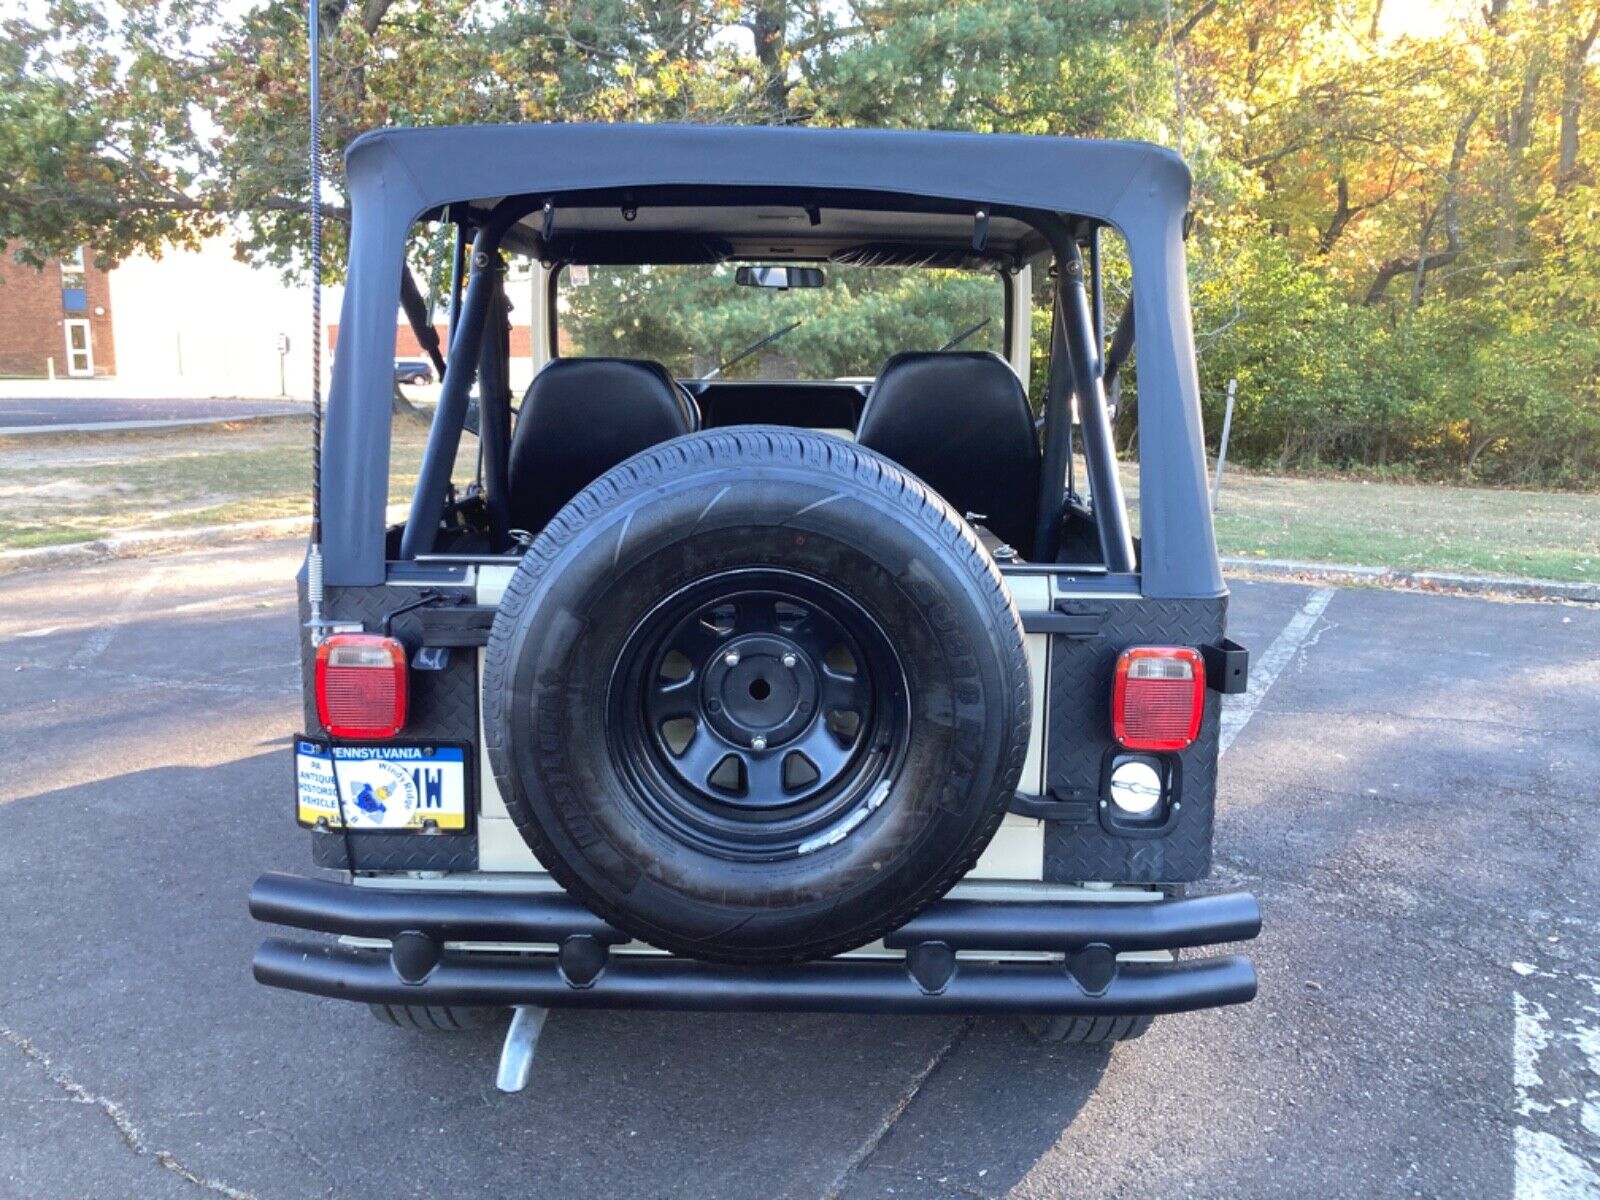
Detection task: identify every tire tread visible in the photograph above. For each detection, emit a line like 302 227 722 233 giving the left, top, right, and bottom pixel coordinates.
1021 1014 1153 1044
367 1004 505 1031
483 428 1031 962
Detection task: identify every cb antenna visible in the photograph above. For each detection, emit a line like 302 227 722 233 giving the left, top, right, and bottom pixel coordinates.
305 0 327 643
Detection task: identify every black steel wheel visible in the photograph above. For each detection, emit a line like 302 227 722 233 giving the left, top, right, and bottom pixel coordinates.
610 571 909 861
483 428 1031 964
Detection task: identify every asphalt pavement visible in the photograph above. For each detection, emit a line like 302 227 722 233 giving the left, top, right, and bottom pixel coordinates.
0 542 1595 1199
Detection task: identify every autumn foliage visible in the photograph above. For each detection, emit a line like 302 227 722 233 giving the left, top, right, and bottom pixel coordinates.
2 0 1597 483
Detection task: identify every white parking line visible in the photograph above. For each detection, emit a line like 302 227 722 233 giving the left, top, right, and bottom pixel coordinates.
1512 970 1600 1199
66 565 168 669
1219 587 1336 757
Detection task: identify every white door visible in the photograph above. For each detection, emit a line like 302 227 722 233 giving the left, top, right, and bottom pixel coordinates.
64 320 93 377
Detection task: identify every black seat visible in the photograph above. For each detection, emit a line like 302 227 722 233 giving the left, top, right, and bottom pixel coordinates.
856 351 1041 555
508 357 698 534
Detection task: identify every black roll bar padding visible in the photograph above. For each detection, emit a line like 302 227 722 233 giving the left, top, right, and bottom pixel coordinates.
401 196 545 559
476 252 513 552
399 229 493 559
398 265 446 378
1029 214 1135 572
1033 292 1074 563
1055 236 1136 573
1089 224 1105 350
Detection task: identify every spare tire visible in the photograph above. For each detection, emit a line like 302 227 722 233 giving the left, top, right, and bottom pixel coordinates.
483 428 1030 964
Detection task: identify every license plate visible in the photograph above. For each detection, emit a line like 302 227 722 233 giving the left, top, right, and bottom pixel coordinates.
295 738 469 832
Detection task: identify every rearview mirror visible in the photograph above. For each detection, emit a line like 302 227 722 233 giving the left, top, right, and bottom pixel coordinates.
736 265 824 290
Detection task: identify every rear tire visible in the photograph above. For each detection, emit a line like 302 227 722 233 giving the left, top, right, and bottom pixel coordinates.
366 1004 506 1032
1021 1014 1152 1044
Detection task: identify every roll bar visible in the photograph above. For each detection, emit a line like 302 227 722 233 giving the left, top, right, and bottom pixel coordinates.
400 198 537 560
404 197 1136 575
1031 216 1136 573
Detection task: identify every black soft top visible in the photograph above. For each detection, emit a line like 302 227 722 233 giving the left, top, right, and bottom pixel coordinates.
323 124 1221 596
348 122 1192 236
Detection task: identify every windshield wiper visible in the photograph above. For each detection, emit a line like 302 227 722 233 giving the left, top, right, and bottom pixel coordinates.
704 320 803 380
936 318 991 352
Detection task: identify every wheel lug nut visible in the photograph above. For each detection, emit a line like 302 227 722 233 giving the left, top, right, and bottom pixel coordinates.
751 735 767 751
781 653 798 668
724 650 740 666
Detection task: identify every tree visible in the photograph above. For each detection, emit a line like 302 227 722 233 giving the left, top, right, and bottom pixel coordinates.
562 264 1005 379
3 0 1597 482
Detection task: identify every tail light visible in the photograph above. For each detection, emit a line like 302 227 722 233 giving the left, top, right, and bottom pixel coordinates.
1112 646 1205 752
315 634 408 739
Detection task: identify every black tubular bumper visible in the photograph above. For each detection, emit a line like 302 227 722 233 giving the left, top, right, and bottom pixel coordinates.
249 873 1261 1017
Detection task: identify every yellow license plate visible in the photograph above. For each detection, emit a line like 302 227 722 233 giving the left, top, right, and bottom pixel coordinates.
295 739 468 831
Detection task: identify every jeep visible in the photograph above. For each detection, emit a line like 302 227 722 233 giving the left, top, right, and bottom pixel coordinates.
249 123 1259 1084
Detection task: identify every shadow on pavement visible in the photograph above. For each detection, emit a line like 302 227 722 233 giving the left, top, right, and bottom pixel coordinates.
0 751 1115 1200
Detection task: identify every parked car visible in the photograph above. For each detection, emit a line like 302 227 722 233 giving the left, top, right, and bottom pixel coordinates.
250 124 1258 1074
395 358 434 386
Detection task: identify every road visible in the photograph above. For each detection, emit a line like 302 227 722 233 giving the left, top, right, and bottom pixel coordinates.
0 542 1595 1200
0 396 304 432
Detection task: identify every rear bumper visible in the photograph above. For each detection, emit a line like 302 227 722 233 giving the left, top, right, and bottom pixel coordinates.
250 872 1261 1017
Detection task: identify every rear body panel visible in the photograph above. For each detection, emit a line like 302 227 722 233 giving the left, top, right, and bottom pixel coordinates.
470 563 1054 881
298 576 481 873
296 563 1219 886
1041 589 1225 883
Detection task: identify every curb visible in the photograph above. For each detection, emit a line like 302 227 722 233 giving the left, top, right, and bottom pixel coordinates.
1221 556 1600 604
0 504 414 577
3 521 1595 604
0 516 314 576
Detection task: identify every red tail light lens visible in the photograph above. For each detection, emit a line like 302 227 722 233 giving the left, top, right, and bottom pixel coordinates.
1112 646 1205 752
315 634 408 739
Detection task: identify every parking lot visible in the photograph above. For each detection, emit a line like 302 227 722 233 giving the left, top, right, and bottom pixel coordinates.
0 542 1595 1199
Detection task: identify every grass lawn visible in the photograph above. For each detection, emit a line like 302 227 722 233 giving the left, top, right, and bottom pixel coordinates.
2 418 1596 583
1196 467 1599 583
0 415 434 551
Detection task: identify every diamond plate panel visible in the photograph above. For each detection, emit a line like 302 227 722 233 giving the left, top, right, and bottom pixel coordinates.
1042 595 1227 884
296 579 480 871
310 828 480 872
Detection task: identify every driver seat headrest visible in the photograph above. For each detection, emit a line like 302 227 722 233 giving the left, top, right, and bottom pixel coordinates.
507 357 698 535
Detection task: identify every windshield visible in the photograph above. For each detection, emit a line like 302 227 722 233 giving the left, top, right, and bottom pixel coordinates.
556 263 1006 380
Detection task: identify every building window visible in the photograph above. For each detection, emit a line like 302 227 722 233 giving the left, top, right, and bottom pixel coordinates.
60 247 89 314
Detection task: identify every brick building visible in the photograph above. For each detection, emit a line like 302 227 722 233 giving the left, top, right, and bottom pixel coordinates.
0 243 117 377
1 236 542 395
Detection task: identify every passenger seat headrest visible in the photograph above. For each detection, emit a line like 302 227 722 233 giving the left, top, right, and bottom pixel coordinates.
856 351 1041 557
